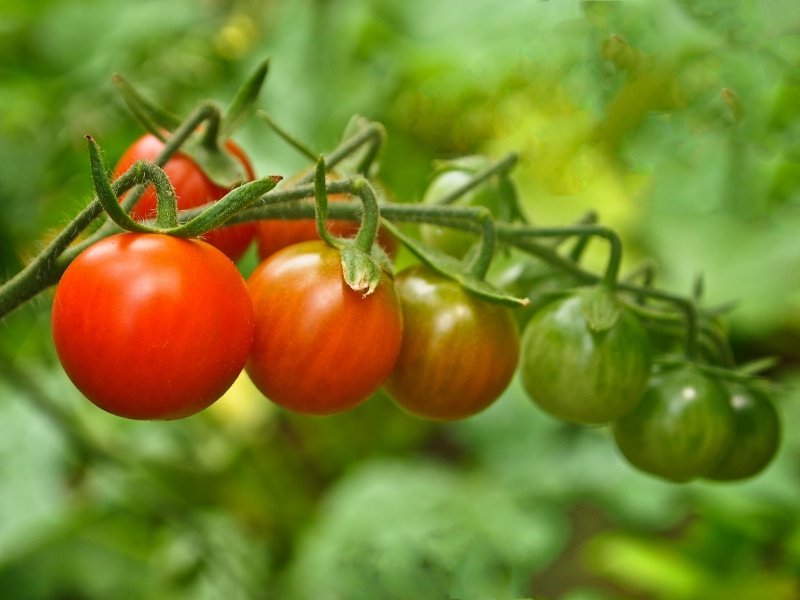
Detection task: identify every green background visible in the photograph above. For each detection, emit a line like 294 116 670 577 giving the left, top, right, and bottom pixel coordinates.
1 0 799 598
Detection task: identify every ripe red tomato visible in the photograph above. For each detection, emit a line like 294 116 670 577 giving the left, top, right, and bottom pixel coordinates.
51 233 254 420
382 265 520 421
113 133 257 261
612 364 735 482
255 179 398 260
245 240 403 415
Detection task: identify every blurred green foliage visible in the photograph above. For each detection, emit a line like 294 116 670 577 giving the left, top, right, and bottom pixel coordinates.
1 0 800 598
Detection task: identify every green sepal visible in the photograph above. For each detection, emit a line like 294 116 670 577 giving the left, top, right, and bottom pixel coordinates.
112 73 182 138
579 285 622 332
380 219 528 308
339 243 385 296
220 58 270 139
171 175 282 238
181 130 250 190
335 115 386 176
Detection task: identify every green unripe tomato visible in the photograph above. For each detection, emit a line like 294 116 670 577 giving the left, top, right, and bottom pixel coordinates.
419 167 516 259
612 364 735 482
705 381 781 482
519 290 653 425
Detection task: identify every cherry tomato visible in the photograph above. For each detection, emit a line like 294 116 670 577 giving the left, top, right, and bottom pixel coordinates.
519 290 653 425
255 176 398 260
706 381 781 481
419 167 516 258
51 233 254 420
612 364 735 482
113 133 257 261
245 240 403 416
382 265 520 421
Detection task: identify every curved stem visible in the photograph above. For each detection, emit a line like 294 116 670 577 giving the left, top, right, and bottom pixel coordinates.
88 137 179 232
464 208 497 279
199 106 223 152
258 111 319 161
621 284 699 361
295 122 386 185
504 223 623 288
433 153 518 206
313 156 337 246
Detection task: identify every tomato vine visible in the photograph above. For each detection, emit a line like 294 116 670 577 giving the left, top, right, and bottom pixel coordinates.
0 60 784 483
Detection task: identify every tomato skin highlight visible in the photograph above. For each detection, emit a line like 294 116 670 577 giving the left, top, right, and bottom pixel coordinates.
245 240 403 416
612 364 735 482
51 233 254 420
113 133 257 261
383 266 520 421
705 381 781 482
519 292 653 425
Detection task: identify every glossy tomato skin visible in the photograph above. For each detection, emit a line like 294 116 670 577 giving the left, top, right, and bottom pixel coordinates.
383 266 520 421
245 240 403 416
612 364 735 482
113 133 257 262
519 291 652 425
705 381 781 481
51 233 254 420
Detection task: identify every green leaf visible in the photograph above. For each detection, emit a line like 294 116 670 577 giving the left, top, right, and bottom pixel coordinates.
380 219 528 307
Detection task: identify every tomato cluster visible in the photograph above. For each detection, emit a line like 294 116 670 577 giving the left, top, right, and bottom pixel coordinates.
515 288 781 483
46 87 781 484
53 137 520 423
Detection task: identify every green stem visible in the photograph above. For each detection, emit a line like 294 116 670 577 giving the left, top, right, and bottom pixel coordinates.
505 224 623 288
433 153 518 206
313 156 337 246
199 105 223 152
621 284 700 361
258 111 319 161
349 177 381 254
464 208 497 279
294 122 386 185
88 137 179 232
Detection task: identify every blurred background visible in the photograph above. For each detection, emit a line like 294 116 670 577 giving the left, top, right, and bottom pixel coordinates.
1 0 800 598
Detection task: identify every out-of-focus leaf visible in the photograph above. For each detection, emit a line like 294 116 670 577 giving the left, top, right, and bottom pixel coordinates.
283 459 567 600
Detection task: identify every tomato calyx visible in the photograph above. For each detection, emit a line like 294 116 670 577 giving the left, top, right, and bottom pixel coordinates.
306 156 391 296
113 60 269 189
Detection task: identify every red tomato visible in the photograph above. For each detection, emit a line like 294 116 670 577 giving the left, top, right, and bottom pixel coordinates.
113 133 257 261
245 240 403 416
51 233 254 420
